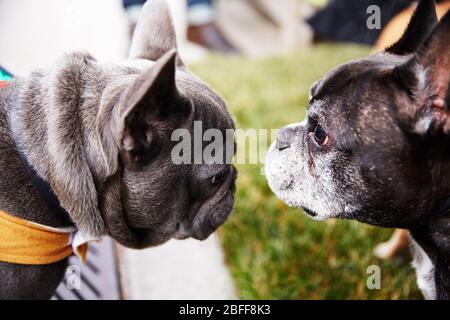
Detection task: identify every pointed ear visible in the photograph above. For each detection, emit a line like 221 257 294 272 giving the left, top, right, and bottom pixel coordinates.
119 49 190 167
392 11 450 134
129 0 184 67
386 0 438 55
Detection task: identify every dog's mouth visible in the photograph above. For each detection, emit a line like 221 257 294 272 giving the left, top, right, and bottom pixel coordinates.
302 207 317 217
174 186 235 241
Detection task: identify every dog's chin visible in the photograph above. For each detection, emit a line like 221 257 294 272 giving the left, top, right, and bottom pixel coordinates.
266 145 350 222
265 171 341 222
266 178 336 221
127 228 171 249
173 221 193 240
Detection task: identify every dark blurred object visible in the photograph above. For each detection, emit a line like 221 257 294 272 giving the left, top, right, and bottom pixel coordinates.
123 0 146 8
187 0 239 54
187 23 238 54
307 0 416 45
374 0 450 51
188 0 213 6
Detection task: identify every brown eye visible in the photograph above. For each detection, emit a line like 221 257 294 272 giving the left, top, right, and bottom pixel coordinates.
313 124 329 146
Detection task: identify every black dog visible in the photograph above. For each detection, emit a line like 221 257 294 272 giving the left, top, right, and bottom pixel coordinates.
266 0 450 299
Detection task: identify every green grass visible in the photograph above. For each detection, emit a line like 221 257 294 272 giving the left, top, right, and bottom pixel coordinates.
191 44 422 300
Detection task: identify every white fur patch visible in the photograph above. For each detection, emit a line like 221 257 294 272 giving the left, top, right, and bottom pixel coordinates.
414 115 434 134
410 238 436 300
414 64 428 94
265 120 360 220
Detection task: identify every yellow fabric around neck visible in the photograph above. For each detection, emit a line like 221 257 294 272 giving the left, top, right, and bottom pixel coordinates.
0 210 87 265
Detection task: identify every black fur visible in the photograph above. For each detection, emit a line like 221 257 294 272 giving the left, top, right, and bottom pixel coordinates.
386 0 438 55
266 1 450 299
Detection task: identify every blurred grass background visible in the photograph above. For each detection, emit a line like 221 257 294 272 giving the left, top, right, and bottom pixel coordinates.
191 44 422 300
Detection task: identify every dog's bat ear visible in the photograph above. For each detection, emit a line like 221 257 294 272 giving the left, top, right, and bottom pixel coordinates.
392 10 450 135
129 0 184 67
118 49 191 167
386 0 438 55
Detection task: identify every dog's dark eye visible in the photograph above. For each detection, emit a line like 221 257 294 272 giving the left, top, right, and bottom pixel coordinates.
210 170 227 185
313 124 329 146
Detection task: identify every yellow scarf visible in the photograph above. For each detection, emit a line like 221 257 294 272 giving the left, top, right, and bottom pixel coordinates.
0 210 89 265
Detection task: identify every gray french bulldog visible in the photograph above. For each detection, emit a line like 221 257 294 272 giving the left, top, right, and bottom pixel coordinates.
0 0 236 299
266 0 450 299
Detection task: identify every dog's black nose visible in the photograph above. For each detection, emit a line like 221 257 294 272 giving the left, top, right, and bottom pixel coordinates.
276 125 297 151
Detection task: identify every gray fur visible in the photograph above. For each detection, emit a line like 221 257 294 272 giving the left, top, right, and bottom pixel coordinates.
0 0 236 299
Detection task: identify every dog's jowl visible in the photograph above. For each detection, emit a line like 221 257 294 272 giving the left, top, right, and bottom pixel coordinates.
0 0 236 299
266 0 450 300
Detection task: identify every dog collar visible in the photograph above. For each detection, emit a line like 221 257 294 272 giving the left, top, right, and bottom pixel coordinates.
3 68 98 265
0 210 90 265
16 141 74 225
5 67 72 225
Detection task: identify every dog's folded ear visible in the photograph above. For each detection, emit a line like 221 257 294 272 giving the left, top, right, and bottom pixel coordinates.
392 10 450 135
118 49 191 167
386 0 438 55
129 0 184 67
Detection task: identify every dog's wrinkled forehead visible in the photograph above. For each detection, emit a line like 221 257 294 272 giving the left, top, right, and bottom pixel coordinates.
177 70 235 130
307 53 410 150
310 53 408 103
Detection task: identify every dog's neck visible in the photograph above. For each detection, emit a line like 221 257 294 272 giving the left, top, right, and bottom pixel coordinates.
410 223 450 300
8 53 142 237
411 148 450 299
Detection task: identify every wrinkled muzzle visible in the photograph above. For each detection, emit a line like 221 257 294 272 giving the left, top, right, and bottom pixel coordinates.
177 166 237 240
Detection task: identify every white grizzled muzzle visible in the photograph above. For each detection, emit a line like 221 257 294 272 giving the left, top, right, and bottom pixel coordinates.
265 119 360 220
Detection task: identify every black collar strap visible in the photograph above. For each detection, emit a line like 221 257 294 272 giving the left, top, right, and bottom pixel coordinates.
15 148 73 225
